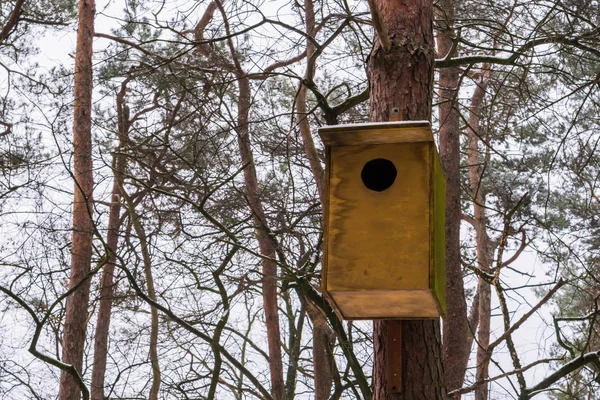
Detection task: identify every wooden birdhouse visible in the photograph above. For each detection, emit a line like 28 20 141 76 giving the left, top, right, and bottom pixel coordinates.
318 121 446 320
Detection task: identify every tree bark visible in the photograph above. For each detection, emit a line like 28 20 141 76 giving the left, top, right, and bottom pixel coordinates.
296 0 334 396
90 79 129 400
296 0 325 205
227 30 285 400
467 67 492 400
0 0 25 46
369 0 446 398
59 1 96 399
90 161 121 400
305 300 334 400
435 0 470 392
236 73 286 400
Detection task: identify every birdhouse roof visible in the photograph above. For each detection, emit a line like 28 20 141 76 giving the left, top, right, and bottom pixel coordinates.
318 121 433 147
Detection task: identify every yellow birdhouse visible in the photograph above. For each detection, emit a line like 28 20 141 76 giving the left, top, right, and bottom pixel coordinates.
318 121 446 320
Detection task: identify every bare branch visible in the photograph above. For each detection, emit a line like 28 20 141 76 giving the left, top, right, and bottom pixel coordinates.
436 32 600 68
0 0 25 46
366 0 391 53
499 229 528 268
523 351 600 399
449 357 560 398
489 279 566 351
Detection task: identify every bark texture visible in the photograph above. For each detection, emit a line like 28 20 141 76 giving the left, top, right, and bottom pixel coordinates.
368 0 446 398
0 0 24 46
368 0 434 123
59 1 96 399
305 301 335 400
373 321 446 400
436 0 470 392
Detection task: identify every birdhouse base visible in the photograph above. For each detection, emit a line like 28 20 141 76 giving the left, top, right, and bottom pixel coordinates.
326 289 442 320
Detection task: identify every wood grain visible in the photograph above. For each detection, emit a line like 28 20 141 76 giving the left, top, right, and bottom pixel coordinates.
319 123 433 146
328 289 441 319
326 142 431 292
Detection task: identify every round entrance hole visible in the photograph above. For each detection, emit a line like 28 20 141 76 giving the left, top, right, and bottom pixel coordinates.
361 158 397 192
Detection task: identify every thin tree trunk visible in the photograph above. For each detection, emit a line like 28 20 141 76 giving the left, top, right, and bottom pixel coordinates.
284 291 304 398
59 1 95 399
89 162 121 400
305 300 334 400
467 66 492 400
197 3 286 397
236 73 285 400
0 0 25 46
474 279 491 400
296 0 334 396
296 0 325 205
118 174 162 400
436 0 470 393
90 79 130 400
369 0 446 398
466 286 481 355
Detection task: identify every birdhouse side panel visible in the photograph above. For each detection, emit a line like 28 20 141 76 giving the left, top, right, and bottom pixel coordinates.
321 147 333 294
431 145 447 315
325 143 431 292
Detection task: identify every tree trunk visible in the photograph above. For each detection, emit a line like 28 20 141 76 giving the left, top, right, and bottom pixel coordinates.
132 214 162 400
467 67 492 400
197 4 285 397
236 74 286 400
90 80 129 400
59 1 96 399
305 300 334 400
297 0 325 205
369 0 446 398
436 0 470 392
0 0 25 46
89 165 121 400
296 0 334 396
117 163 162 399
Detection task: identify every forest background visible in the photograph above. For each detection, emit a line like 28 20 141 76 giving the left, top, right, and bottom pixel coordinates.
0 0 599 399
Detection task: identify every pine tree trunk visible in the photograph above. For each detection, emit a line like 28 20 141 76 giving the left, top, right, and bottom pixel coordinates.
90 168 121 400
368 0 446 398
237 74 286 400
59 1 95 399
296 0 334 395
196 4 285 397
90 81 129 400
467 69 492 400
297 0 325 206
436 0 470 392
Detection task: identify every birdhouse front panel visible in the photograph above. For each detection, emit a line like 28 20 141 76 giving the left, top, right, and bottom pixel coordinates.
319 121 446 320
326 142 431 291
